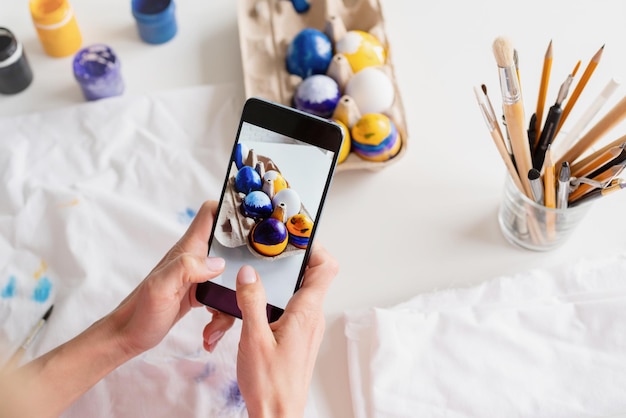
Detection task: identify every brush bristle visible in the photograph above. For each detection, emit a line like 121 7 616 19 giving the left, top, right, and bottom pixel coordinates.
493 36 515 68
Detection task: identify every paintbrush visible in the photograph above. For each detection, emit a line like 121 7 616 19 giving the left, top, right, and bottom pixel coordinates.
493 36 533 198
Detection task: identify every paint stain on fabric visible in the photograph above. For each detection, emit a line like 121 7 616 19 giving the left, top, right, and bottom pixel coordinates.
33 260 47 279
32 277 52 303
58 198 80 208
177 207 197 225
193 361 216 383
225 380 244 408
1 276 17 298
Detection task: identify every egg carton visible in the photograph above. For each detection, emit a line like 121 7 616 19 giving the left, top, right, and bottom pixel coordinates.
214 151 309 260
236 0 408 172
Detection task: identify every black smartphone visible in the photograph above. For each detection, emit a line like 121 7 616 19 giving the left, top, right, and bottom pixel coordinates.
195 97 344 322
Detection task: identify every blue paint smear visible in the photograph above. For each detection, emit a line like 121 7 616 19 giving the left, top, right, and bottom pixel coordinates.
225 380 244 408
32 276 52 303
1 275 17 298
193 361 216 383
177 207 197 225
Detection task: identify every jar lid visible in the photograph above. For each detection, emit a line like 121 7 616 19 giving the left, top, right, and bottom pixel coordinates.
0 28 18 63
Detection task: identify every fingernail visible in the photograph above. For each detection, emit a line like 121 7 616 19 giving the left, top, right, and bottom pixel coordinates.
238 265 257 285
205 257 225 272
207 330 225 352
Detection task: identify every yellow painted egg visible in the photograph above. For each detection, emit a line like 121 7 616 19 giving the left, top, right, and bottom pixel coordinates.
335 30 386 73
350 113 401 162
287 213 314 249
333 119 351 164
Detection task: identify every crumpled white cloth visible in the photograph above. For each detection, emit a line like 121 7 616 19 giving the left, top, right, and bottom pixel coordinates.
0 83 315 417
345 253 626 418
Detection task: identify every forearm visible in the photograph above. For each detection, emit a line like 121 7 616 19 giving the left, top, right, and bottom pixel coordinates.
0 315 133 418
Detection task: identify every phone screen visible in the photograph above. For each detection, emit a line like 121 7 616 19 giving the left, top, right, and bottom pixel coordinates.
196 98 343 321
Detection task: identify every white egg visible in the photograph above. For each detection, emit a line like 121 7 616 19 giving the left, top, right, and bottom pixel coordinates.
345 67 395 114
272 188 301 219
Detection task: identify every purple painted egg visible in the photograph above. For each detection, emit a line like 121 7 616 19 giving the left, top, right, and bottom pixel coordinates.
250 217 289 257
286 28 333 79
241 190 273 219
293 74 340 118
235 166 262 194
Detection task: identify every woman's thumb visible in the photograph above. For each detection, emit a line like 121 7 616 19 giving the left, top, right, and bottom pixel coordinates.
236 265 270 332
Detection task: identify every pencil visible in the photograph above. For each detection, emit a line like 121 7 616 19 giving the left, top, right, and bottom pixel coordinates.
570 134 626 174
558 95 626 166
555 77 621 160
572 144 625 178
493 36 533 198
2 305 54 371
474 85 524 193
543 147 556 209
555 44 605 137
535 40 553 143
586 146 626 179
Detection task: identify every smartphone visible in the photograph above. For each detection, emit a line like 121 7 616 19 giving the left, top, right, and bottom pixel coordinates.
195 97 344 322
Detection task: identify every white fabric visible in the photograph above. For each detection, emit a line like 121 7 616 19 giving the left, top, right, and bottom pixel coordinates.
345 253 626 418
0 83 315 417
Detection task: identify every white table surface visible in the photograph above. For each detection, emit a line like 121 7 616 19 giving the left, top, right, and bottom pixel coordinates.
4 1 626 416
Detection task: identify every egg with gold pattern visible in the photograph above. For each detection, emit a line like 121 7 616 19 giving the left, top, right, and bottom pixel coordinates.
351 113 401 162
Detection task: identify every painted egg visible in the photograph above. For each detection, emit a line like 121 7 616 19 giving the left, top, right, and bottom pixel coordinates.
289 0 310 13
234 143 249 170
272 188 302 219
345 67 395 114
286 28 333 79
235 166 262 194
351 113 401 162
293 74 340 118
333 119 351 164
287 213 314 249
250 217 289 257
262 170 288 198
335 30 386 73
241 190 273 219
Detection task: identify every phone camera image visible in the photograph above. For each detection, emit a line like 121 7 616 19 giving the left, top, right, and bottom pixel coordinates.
196 98 343 321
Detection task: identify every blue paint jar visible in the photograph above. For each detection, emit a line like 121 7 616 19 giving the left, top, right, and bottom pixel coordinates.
131 0 177 45
72 44 124 101
0 27 34 95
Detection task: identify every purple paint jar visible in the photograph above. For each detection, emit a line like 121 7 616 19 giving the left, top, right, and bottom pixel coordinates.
0 27 34 95
72 44 124 101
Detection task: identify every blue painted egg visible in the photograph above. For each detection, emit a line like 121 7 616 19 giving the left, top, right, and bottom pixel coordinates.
235 166 262 194
241 190 273 219
293 74 340 118
250 218 289 257
234 143 249 169
286 28 333 79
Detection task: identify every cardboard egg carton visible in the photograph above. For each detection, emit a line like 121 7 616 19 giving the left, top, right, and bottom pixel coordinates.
214 152 308 260
236 0 408 172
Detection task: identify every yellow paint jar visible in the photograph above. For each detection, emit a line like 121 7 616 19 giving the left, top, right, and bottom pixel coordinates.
29 0 82 57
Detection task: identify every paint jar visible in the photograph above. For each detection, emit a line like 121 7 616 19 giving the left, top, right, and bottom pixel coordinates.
29 0 82 58
131 0 177 45
498 175 591 251
72 44 124 101
0 28 34 95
